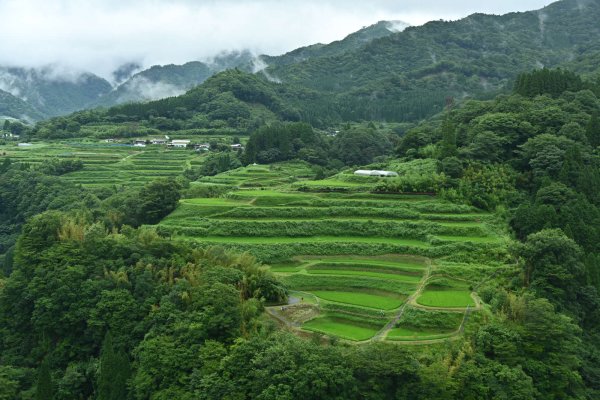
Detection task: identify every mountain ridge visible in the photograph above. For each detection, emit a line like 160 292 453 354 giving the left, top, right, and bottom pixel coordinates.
0 21 406 122
4 0 600 125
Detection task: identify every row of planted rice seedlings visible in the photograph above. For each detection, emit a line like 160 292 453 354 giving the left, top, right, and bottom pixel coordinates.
167 219 487 239
386 306 465 341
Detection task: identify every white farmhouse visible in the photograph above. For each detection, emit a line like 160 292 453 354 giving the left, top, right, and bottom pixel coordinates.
170 140 191 148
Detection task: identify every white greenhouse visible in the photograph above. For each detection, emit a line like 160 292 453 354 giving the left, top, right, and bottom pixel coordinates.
354 170 398 177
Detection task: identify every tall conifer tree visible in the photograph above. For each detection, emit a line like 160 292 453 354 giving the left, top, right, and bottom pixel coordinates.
98 331 131 400
586 113 600 148
36 359 54 400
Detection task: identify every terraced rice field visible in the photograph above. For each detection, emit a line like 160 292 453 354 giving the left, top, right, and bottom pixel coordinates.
0 141 203 188
198 162 313 188
157 166 506 342
386 307 465 341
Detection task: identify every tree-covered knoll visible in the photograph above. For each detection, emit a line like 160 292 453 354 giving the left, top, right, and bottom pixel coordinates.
241 121 397 170
388 68 600 397
32 70 308 139
0 209 285 399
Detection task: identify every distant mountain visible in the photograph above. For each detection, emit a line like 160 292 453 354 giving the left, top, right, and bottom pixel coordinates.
207 50 257 72
0 88 45 122
0 21 406 123
111 62 143 86
264 0 600 121
262 20 409 68
36 0 600 136
93 51 262 108
8 0 600 126
0 66 112 119
96 61 214 106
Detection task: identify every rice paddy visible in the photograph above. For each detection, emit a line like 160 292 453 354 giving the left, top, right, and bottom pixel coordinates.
310 291 406 310
416 290 476 308
303 316 383 341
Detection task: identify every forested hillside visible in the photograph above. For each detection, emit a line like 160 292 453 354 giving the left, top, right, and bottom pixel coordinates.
30 70 308 139
262 20 407 67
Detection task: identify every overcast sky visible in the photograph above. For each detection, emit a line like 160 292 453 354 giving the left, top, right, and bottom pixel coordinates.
0 0 553 80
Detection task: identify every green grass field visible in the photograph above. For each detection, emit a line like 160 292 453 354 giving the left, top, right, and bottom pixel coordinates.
435 235 503 244
300 256 427 269
308 261 424 273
